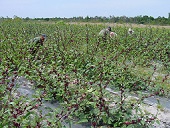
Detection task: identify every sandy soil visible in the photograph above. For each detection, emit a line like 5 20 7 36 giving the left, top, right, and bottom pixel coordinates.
68 22 170 29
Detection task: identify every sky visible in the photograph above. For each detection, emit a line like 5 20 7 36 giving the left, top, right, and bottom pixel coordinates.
0 0 170 18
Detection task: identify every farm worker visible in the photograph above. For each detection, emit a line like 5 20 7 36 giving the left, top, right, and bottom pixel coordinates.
99 26 112 37
98 26 112 41
128 28 134 35
28 34 46 54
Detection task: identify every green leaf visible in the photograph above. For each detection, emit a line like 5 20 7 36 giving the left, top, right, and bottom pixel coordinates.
87 88 93 93
156 120 160 124
9 102 16 105
23 111 35 119
77 118 88 124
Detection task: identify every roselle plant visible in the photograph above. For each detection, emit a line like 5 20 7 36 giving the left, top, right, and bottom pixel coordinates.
0 70 65 128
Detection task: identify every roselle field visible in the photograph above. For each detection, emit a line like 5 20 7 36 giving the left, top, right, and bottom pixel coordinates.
0 19 170 128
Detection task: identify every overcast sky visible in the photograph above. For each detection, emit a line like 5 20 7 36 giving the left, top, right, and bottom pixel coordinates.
0 0 169 18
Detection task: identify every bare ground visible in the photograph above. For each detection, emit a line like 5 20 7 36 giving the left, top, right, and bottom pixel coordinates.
68 22 170 29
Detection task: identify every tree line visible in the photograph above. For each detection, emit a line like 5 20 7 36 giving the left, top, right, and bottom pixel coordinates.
1 14 170 25
31 15 170 25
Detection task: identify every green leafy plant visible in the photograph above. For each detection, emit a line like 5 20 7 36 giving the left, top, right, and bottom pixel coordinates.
1 20 169 127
